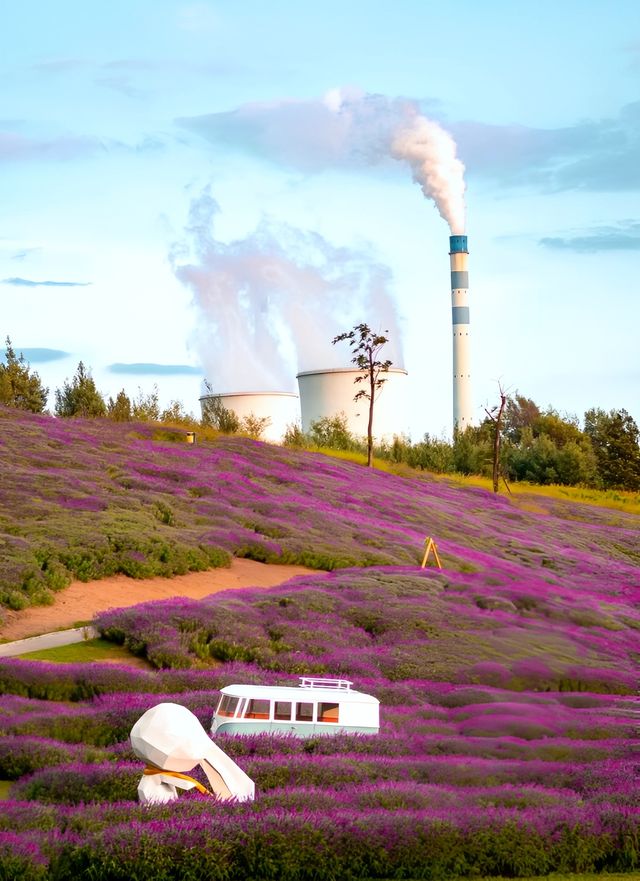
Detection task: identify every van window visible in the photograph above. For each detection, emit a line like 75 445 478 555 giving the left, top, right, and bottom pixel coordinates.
296 701 314 722
274 701 292 721
217 695 240 718
244 699 270 719
319 702 339 723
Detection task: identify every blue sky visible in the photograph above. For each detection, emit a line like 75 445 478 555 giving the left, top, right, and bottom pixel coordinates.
2 0 638 438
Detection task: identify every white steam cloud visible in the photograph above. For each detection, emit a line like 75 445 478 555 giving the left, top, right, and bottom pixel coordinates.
391 116 466 235
172 189 403 393
172 88 466 393
326 87 466 233
180 86 466 232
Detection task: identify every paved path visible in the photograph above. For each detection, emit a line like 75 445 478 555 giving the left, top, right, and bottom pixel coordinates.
0 626 98 658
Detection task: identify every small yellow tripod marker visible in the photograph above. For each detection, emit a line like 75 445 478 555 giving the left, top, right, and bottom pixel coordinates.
421 537 442 569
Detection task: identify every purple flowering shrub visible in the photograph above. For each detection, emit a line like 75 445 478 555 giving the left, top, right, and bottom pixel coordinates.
0 736 111 779
92 567 639 695
1 651 637 876
1 408 639 876
2 405 639 613
11 761 141 805
19 802 640 879
0 831 48 881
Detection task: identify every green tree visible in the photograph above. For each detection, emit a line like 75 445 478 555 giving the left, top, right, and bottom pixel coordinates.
503 394 541 443
504 393 583 447
107 389 132 422
0 337 49 412
534 409 583 447
500 392 599 487
240 412 272 440
201 383 240 433
282 422 307 448
404 434 455 473
554 439 599 486
503 427 599 487
584 408 640 490
54 362 106 418
132 385 160 422
452 421 493 476
308 414 357 450
159 400 194 425
332 323 392 467
504 429 561 484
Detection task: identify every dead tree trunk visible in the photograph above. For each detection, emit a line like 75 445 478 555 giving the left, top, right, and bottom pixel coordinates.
486 386 507 494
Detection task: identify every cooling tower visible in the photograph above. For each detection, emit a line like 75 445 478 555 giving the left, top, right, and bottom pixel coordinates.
198 392 299 443
296 368 408 441
450 235 473 429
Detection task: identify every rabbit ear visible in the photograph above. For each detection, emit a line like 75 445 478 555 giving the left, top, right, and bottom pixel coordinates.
199 759 233 801
201 741 256 802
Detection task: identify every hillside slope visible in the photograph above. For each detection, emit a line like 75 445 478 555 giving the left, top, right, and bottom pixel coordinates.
1 406 639 607
1 406 639 878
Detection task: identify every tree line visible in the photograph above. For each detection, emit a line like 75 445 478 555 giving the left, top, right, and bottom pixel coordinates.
285 396 640 492
2 337 639 490
0 338 269 437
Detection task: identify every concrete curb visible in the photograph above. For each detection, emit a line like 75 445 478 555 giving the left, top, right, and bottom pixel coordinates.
0 626 99 658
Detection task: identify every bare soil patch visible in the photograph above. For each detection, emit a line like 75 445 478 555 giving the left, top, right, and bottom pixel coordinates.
0 560 315 642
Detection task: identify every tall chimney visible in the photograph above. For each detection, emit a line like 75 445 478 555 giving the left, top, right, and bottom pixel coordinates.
449 235 473 430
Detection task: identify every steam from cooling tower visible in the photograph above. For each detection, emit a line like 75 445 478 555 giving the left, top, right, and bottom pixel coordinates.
171 188 403 393
174 88 468 410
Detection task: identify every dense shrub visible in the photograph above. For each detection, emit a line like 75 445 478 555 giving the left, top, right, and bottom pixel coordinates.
0 832 48 881
43 807 639 880
0 409 638 878
11 762 140 805
3 406 640 613
0 736 110 779
92 567 639 692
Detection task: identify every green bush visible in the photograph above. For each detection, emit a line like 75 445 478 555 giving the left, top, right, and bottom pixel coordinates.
7 712 134 747
0 843 47 881
44 811 640 880
11 763 139 805
0 737 106 779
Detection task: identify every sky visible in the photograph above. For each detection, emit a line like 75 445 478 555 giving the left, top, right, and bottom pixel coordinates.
1 0 639 439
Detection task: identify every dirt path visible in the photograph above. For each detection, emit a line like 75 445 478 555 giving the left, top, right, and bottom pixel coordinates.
0 560 315 642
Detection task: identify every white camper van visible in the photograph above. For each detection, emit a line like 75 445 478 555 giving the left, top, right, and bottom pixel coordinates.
211 677 379 737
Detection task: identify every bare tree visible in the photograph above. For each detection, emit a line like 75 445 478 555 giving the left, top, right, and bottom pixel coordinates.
332 323 392 467
484 382 508 493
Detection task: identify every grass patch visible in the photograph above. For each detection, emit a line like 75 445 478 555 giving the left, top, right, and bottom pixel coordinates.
440 471 640 515
472 876 637 881
313 447 640 515
0 780 12 800
18 637 148 665
361 876 638 881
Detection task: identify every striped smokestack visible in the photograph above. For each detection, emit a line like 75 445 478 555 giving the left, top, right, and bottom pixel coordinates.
449 234 472 430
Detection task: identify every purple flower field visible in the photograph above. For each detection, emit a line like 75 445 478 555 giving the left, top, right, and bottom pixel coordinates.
1 405 639 610
0 407 639 878
0 652 638 878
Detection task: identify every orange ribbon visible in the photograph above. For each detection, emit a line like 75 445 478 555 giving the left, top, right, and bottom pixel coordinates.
143 766 212 796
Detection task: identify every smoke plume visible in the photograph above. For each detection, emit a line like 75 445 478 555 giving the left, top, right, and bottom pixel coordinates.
391 116 466 234
179 86 466 232
328 88 466 232
172 189 403 393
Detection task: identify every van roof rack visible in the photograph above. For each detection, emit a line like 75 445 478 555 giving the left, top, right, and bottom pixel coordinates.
299 677 353 691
